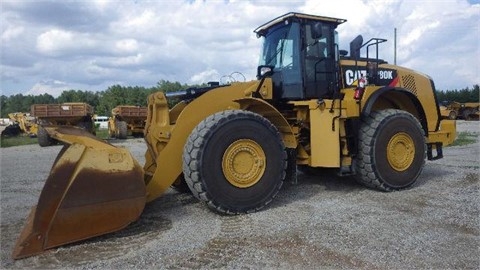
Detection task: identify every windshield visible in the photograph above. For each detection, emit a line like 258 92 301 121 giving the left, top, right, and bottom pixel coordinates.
258 23 300 70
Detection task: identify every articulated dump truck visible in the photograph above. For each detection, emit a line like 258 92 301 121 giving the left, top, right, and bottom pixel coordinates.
439 101 479 120
108 105 148 139
12 12 456 259
31 102 96 147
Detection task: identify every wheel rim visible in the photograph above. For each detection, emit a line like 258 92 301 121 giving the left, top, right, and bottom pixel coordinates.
222 139 266 188
387 132 415 172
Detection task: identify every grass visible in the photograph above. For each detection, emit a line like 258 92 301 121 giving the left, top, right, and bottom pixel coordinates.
0 135 38 148
450 131 479 146
95 129 110 140
0 128 112 148
2 129 477 148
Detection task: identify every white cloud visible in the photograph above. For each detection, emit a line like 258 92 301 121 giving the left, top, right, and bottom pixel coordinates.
114 39 139 54
1 0 479 97
189 68 220 84
27 79 70 97
36 29 98 56
1 25 24 42
36 29 74 54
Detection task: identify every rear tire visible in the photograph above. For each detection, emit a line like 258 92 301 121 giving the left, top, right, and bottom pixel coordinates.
183 110 287 214
116 121 128 139
448 111 457 120
355 109 426 191
37 126 56 147
78 120 95 135
1 124 21 137
463 109 472 120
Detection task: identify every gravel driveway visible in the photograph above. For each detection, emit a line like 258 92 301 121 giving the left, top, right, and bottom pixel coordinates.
1 121 479 269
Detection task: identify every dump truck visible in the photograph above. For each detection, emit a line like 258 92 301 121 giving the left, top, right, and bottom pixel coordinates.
12 12 456 259
0 112 38 137
31 102 96 147
108 105 147 139
440 101 479 120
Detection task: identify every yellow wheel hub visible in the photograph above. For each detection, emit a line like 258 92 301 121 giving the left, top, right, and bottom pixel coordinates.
222 139 266 188
387 132 415 172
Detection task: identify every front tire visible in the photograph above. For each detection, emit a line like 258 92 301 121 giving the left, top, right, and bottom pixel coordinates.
355 109 426 191
116 121 128 139
183 110 287 214
448 111 457 120
37 126 56 147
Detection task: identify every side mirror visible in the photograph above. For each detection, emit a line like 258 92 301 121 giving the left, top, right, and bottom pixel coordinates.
339 50 348 57
256 65 274 79
311 22 323 39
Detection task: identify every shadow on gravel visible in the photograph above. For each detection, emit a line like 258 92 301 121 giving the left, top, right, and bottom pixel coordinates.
268 168 364 211
414 163 458 189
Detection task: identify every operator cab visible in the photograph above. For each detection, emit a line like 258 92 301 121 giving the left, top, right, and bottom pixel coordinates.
255 12 346 101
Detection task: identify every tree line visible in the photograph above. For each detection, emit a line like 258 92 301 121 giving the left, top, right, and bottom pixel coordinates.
435 84 479 104
0 80 190 118
1 82 478 118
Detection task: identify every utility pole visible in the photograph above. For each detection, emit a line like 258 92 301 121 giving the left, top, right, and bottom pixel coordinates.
394 28 397 65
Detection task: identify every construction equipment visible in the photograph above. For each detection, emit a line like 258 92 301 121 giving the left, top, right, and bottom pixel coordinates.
13 12 456 259
108 105 147 139
0 112 38 137
31 102 96 147
440 101 479 120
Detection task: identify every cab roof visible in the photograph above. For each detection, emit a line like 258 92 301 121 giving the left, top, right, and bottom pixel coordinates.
254 12 347 35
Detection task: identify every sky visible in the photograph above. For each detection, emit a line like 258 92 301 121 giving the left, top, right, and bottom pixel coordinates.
1 0 479 97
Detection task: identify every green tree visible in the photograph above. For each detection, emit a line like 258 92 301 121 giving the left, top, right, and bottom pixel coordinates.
34 93 55 104
4 94 27 114
96 85 130 116
157 80 186 93
156 80 189 107
436 84 479 103
0 95 7 118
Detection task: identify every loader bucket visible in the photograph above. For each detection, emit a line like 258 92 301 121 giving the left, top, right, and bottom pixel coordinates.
12 126 146 259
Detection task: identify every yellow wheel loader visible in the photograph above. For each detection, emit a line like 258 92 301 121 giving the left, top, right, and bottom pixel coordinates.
12 12 456 259
0 112 38 137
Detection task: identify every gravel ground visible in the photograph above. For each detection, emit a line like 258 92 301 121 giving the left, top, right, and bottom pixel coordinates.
1 121 479 269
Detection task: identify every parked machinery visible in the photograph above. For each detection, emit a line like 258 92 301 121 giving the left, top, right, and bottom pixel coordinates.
440 101 479 120
13 12 456 259
0 112 38 137
31 102 96 147
108 105 147 139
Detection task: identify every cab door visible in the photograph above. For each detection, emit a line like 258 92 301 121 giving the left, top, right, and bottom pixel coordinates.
303 23 337 99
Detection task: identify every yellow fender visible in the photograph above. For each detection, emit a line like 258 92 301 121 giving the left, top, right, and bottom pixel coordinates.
234 97 297 149
143 83 297 202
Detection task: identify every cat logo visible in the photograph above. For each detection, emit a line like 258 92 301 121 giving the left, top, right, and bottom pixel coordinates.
345 69 367 86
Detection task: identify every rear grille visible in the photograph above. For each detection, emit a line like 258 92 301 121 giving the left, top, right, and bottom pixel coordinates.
402 74 418 96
